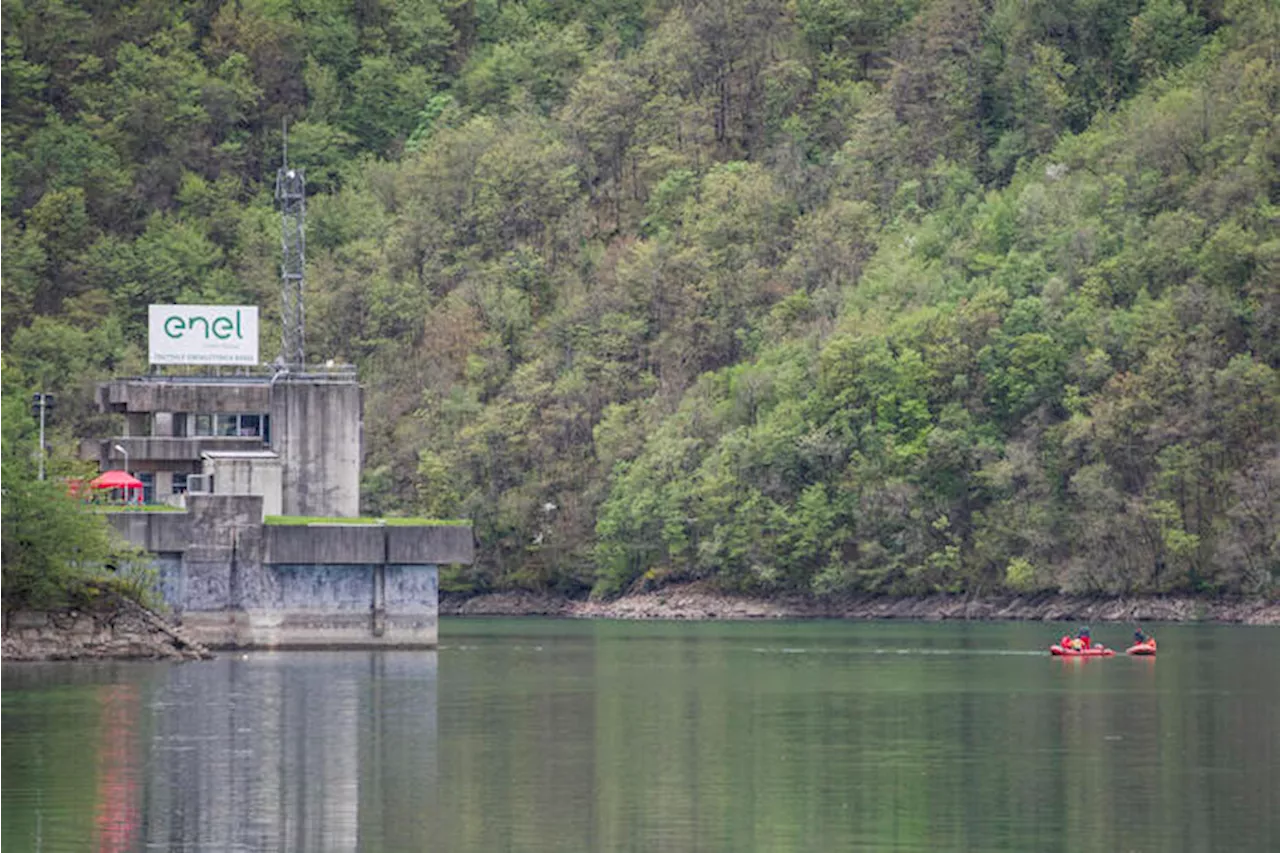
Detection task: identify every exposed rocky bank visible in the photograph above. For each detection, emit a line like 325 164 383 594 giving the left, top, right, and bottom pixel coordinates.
442 584 1280 625
2 594 213 662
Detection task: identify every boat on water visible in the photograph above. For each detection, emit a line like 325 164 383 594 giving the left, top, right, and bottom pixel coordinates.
1049 644 1115 657
1125 640 1157 656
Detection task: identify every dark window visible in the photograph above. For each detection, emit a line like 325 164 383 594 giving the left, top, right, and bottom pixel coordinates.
240 414 261 437
138 472 155 505
173 473 189 494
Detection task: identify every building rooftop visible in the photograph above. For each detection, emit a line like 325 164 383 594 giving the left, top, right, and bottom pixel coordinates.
202 450 281 460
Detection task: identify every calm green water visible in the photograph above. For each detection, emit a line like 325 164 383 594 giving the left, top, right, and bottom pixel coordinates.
3 620 1278 852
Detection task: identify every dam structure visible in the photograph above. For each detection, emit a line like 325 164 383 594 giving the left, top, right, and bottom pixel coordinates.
79 148 470 649
85 369 472 649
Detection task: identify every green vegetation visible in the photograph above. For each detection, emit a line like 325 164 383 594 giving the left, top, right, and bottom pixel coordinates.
264 515 470 526
4 0 1277 600
1 373 154 609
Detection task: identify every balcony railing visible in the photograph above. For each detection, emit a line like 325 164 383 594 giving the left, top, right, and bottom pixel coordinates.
81 435 271 464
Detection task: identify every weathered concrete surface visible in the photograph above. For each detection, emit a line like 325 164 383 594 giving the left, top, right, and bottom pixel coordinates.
262 524 474 565
100 378 271 414
108 511 190 553
263 526 386 564
179 604 438 649
81 435 266 465
203 451 282 516
387 525 474 565
102 496 463 649
272 378 361 518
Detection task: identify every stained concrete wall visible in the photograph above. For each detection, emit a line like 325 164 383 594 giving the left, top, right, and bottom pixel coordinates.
101 378 271 414
387 525 474 564
106 496 468 649
205 453 282 517
108 511 190 553
271 379 361 518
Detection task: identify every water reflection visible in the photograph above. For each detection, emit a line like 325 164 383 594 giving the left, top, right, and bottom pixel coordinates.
96 684 141 853
148 653 438 853
3 653 438 853
6 624 1279 853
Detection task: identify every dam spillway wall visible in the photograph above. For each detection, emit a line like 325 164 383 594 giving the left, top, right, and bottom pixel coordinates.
108 496 472 649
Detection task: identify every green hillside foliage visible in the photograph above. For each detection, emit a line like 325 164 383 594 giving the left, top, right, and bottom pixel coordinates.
1 366 150 608
4 0 1277 598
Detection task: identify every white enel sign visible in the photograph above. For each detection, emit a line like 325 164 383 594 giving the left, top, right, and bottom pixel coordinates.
149 305 259 365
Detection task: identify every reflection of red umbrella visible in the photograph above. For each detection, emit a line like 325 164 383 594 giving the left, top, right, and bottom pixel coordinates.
90 470 144 503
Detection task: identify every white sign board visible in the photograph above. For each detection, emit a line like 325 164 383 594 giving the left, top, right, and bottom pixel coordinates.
149 305 259 365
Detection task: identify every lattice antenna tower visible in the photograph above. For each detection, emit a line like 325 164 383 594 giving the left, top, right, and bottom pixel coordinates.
275 120 306 368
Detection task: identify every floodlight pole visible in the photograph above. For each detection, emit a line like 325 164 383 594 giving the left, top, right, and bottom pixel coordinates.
31 393 55 480
38 400 46 481
113 443 129 475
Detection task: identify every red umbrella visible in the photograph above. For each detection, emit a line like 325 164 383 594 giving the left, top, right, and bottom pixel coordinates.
90 470 144 490
90 470 145 504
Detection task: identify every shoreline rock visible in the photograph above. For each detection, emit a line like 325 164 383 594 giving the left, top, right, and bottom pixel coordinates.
442 584 1280 625
2 596 213 663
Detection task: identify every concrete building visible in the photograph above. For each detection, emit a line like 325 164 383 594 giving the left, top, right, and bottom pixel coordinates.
107 495 471 649
82 367 361 518
85 364 474 648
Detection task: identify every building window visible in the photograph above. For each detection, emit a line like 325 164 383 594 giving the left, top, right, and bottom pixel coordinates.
192 413 269 440
138 472 154 505
173 473 188 495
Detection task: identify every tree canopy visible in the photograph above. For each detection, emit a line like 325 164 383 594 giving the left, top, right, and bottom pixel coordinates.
1 365 147 608
4 0 1277 599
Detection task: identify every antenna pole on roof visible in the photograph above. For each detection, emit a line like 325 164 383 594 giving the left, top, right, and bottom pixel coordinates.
275 118 305 370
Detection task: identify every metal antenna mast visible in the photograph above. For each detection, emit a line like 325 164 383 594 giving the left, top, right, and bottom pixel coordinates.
275 119 306 368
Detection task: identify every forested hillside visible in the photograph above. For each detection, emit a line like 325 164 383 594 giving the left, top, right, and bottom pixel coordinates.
4 0 1277 598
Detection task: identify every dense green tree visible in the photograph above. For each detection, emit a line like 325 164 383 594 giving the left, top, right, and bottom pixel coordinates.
3 0 1276 601
1 371 144 609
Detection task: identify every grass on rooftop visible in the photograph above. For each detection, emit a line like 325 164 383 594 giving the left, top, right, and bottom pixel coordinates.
91 503 185 513
264 515 470 526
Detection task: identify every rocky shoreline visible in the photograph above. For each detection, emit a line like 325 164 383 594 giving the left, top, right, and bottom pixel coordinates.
2 595 213 663
441 584 1280 625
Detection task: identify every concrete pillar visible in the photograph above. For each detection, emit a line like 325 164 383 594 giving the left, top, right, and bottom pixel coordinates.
271 378 361 518
155 471 174 501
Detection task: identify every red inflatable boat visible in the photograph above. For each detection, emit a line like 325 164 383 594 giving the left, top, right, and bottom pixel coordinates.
1050 644 1115 657
1125 640 1157 656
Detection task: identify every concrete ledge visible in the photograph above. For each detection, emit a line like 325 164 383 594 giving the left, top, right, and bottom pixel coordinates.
387 525 474 565
263 524 474 565
107 512 190 553
263 526 386 564
83 436 267 464
101 379 271 414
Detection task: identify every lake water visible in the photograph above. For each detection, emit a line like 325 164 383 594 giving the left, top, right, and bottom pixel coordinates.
3 619 1277 852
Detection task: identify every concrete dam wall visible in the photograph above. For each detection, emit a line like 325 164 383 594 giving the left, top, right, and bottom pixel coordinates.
109 496 473 649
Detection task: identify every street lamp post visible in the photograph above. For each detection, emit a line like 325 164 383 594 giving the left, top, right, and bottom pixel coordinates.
113 444 134 504
31 393 55 481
